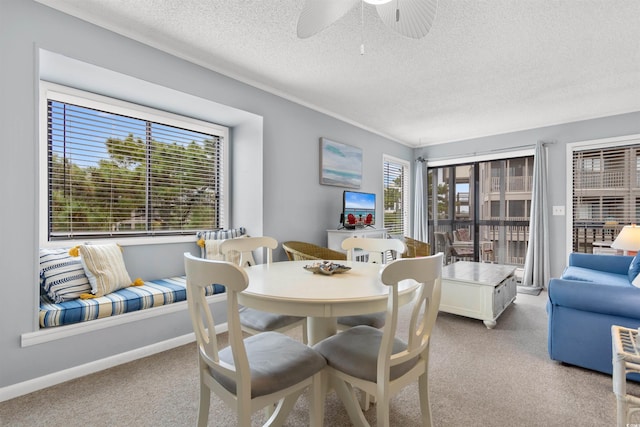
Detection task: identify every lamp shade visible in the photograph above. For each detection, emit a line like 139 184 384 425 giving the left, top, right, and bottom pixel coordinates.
611 225 640 252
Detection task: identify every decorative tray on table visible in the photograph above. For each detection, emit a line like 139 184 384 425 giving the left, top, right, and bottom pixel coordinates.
303 261 351 275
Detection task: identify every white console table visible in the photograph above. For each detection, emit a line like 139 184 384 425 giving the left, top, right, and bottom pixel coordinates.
592 240 619 255
440 261 517 329
327 228 388 255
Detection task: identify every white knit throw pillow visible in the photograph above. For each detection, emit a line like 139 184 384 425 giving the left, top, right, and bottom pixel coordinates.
79 244 133 297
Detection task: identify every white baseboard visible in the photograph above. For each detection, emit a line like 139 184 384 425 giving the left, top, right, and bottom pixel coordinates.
0 323 227 403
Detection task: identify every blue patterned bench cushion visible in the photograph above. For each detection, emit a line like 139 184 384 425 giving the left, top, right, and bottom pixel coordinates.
39 276 225 328
196 227 247 258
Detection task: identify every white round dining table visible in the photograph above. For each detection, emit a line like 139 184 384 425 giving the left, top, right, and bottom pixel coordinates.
239 260 419 345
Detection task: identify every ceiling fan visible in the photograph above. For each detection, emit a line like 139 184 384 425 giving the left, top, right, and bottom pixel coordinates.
297 0 438 40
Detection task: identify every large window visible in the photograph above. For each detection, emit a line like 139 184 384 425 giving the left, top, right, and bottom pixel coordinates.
571 138 640 252
383 155 410 236
41 83 229 243
427 155 534 265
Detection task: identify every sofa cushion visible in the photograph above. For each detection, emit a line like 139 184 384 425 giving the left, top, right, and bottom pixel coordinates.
79 244 135 297
629 254 640 282
562 266 631 287
196 227 247 258
567 252 633 275
39 248 92 302
548 278 640 319
633 274 640 288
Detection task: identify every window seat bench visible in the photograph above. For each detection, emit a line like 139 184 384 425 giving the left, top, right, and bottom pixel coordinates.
39 276 225 328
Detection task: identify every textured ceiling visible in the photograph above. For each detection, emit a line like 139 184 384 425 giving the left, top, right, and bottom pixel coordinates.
37 0 640 147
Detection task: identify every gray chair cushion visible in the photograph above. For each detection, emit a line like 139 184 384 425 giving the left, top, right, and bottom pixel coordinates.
213 331 326 398
313 325 418 382
337 312 386 328
239 307 304 331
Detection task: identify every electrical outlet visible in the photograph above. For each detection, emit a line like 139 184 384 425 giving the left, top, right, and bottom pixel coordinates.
552 206 565 216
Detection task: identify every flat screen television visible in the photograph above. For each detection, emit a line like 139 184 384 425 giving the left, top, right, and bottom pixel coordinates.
341 190 376 229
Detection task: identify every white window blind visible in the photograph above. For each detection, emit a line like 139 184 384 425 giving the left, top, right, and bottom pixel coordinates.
383 156 410 236
46 95 227 241
572 143 640 249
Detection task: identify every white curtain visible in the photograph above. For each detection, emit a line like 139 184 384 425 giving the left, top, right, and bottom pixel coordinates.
522 141 550 292
413 159 428 241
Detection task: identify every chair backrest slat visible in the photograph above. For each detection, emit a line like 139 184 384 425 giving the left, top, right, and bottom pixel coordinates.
184 253 251 391
341 236 406 264
219 236 278 266
378 254 443 370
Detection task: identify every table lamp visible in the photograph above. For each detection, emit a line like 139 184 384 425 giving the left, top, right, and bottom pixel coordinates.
611 224 640 256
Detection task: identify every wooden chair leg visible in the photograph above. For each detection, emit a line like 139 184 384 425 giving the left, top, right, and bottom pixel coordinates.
264 402 276 419
197 383 210 427
332 377 368 427
358 389 372 411
418 371 433 427
302 321 309 345
376 388 391 427
309 372 325 427
264 390 304 426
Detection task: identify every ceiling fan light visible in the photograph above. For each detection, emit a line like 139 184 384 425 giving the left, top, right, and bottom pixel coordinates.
298 0 436 40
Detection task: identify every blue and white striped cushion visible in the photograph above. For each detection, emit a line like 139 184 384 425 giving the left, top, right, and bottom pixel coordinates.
39 248 92 303
39 276 225 328
196 227 247 241
196 227 247 257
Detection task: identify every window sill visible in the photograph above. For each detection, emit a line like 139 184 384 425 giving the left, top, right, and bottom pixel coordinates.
39 234 198 249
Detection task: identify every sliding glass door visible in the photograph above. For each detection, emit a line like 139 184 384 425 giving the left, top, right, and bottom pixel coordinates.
427 155 533 266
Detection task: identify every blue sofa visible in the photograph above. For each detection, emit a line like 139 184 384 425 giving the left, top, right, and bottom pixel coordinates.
547 253 640 375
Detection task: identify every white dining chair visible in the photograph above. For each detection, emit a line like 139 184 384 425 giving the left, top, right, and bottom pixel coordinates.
219 236 308 344
313 253 443 427
184 253 326 427
341 236 406 264
339 236 408 411
338 237 407 330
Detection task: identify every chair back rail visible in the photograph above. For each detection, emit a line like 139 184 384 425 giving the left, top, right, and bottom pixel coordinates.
219 236 277 266
341 236 406 264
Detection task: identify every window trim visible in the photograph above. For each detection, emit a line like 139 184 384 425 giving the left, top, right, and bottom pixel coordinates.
39 81 230 247
426 148 534 168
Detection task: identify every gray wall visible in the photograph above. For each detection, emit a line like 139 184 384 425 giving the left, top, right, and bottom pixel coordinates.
416 111 640 280
0 0 412 392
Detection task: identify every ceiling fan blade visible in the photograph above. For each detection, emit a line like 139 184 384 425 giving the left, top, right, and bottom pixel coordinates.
297 0 359 38
376 0 438 39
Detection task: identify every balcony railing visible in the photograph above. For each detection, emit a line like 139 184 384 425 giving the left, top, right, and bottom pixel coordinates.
576 171 625 189
573 222 622 253
429 221 529 266
489 175 533 192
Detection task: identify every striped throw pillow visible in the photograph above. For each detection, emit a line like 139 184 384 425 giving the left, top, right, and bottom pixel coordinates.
79 244 133 297
39 248 92 302
196 227 247 257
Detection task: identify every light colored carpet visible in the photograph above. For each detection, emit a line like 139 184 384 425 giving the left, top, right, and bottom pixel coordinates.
2 291 637 426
